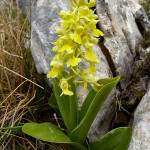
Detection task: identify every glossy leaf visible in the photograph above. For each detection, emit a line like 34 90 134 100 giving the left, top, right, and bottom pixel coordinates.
22 123 86 150
70 76 120 144
22 123 70 143
79 88 97 122
89 127 133 150
53 78 78 133
79 78 119 122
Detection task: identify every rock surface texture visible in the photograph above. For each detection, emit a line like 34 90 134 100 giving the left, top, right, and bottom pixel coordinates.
128 81 150 150
31 0 72 76
28 0 150 145
96 0 142 89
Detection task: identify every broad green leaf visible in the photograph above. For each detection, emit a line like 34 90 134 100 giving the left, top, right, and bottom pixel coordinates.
97 77 120 85
79 88 97 122
53 78 78 133
22 123 86 150
22 123 70 143
70 76 120 144
79 78 119 122
89 127 133 150
68 143 86 150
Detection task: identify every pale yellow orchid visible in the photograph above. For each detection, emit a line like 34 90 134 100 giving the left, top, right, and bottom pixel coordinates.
60 80 73 96
47 0 104 95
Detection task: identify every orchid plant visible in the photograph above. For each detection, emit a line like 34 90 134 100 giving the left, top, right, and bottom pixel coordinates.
22 0 133 149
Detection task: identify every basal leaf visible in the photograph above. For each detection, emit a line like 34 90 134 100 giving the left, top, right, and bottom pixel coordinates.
89 127 133 150
79 77 120 123
79 88 97 122
22 123 70 143
70 76 120 144
22 123 86 150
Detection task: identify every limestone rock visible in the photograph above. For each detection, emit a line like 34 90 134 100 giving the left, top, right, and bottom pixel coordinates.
96 0 143 89
129 0 150 32
30 0 73 82
128 81 150 150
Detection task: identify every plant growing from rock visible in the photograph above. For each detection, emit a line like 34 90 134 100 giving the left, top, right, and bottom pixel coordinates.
22 0 133 149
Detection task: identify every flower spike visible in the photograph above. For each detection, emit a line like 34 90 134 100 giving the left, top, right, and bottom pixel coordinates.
47 0 104 95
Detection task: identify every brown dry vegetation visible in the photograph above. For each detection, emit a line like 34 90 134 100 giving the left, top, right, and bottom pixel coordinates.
0 0 68 149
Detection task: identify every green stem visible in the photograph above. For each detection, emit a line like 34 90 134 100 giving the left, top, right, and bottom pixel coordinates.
68 68 79 134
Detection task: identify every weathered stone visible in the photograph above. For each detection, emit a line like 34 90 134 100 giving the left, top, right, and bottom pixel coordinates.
128 81 150 150
31 0 72 76
96 0 142 89
128 0 150 32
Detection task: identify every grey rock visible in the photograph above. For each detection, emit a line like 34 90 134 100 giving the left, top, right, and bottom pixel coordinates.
128 81 150 150
31 0 72 75
96 0 142 89
128 0 150 32
94 44 113 78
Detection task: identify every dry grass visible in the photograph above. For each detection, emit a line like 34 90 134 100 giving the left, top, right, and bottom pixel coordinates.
0 0 68 149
